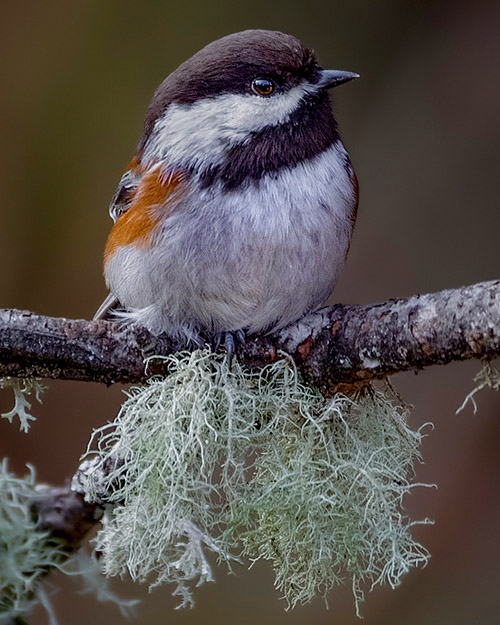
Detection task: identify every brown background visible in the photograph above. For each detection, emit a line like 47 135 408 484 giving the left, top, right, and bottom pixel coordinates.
1 1 500 624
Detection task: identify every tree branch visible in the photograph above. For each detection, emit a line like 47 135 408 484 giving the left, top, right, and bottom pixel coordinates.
32 486 103 547
0 279 499 394
2 281 499 617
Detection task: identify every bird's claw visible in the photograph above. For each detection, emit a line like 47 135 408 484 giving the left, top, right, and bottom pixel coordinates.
212 330 246 368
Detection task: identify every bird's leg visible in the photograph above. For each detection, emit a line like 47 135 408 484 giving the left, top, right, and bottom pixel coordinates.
212 330 246 368
225 332 236 368
235 329 246 345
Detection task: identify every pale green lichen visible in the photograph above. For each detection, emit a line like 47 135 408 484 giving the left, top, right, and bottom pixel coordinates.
0 460 138 625
457 359 500 414
79 350 432 614
0 459 66 623
1 378 46 432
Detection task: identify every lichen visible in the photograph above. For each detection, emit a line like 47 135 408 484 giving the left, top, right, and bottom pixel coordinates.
0 460 139 625
77 350 432 614
0 460 66 623
457 359 500 414
1 378 46 432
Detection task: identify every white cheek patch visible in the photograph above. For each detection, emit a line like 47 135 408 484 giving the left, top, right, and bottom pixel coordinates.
143 82 312 171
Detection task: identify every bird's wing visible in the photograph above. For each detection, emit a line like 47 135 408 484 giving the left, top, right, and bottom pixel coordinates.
104 163 185 262
108 157 143 222
94 157 186 321
94 157 143 319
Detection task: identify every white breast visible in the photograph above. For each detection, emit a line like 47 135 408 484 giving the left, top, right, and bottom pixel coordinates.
105 141 356 342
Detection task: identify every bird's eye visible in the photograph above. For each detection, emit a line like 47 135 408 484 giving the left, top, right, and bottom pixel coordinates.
251 78 275 97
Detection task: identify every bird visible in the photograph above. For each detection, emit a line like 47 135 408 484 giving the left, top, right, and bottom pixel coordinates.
95 29 359 362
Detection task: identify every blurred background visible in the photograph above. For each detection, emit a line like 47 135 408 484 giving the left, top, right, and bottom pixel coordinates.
1 0 499 623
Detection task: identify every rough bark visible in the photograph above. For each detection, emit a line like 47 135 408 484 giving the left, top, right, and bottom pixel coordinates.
0 279 499 394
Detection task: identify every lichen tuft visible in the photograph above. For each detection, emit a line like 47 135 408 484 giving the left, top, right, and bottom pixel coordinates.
76 350 432 613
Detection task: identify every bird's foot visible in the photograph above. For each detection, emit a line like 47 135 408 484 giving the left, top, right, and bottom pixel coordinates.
212 329 246 368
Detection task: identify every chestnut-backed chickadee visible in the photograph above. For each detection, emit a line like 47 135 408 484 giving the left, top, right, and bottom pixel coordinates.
95 29 359 358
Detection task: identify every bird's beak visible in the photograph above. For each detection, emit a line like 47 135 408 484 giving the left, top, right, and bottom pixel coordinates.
316 69 360 90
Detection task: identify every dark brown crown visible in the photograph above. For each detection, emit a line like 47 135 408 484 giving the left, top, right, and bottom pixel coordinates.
139 30 318 150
